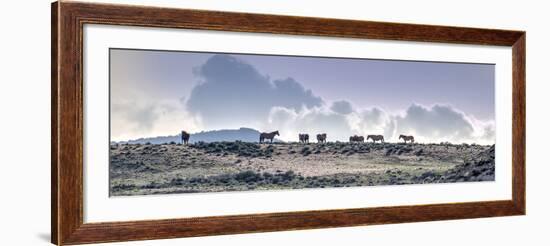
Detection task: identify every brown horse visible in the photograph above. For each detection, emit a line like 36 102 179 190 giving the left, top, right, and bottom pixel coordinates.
299 133 309 143
349 135 364 143
260 131 279 143
316 133 327 143
367 135 384 143
181 130 190 145
399 135 415 143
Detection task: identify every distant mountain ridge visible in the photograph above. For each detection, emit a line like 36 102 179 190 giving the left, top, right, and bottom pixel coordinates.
116 128 282 144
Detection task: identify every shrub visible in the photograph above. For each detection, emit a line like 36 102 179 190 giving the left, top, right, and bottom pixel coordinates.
281 170 295 181
170 178 185 186
234 170 262 183
215 174 233 184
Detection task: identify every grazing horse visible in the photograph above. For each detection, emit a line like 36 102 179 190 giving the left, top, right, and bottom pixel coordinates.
260 131 279 143
399 135 415 144
181 130 190 145
299 133 309 143
316 133 327 143
349 135 364 143
367 135 384 143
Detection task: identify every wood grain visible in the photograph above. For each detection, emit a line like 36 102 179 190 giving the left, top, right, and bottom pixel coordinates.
51 2 59 244
51 1 526 245
512 34 526 213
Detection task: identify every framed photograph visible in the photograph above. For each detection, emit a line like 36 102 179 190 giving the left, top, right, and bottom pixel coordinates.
52 1 525 245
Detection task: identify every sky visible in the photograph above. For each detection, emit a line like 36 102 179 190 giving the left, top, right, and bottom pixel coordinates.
110 48 495 144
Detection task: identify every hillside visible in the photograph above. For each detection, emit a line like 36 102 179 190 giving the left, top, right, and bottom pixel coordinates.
109 142 495 196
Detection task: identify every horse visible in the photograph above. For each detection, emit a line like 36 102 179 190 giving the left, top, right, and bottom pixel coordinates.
349 135 364 143
299 133 309 143
260 131 279 143
316 133 327 143
367 135 384 143
181 130 190 145
399 135 415 144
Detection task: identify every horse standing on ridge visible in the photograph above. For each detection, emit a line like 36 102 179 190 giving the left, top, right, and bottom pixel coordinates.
399 135 415 144
367 135 384 143
349 135 364 143
260 131 279 143
299 133 309 143
317 133 327 143
181 130 190 145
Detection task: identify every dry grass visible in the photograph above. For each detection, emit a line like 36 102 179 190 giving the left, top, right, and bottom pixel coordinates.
110 142 494 196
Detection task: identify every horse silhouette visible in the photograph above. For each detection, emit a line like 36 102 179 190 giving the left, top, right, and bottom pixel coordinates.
367 135 384 143
260 131 279 143
399 135 415 143
181 130 190 145
349 135 364 143
316 133 327 143
299 133 309 143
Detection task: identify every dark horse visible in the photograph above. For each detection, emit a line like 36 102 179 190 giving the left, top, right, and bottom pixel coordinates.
181 130 190 145
260 131 279 143
299 133 309 143
367 135 384 143
349 135 364 143
316 133 327 143
399 134 415 143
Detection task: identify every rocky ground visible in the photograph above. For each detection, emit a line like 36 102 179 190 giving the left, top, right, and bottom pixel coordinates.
109 141 495 196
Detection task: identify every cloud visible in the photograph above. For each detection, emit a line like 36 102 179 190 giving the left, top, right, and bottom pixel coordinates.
186 55 322 130
111 101 158 132
330 100 354 114
111 99 202 141
266 104 392 142
347 107 396 138
265 103 495 144
116 54 494 144
267 106 354 142
393 104 494 144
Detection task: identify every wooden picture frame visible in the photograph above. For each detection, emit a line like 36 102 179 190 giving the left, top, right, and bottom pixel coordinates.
51 1 525 245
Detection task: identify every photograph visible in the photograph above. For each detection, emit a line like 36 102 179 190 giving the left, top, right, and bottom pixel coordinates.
109 49 496 196
40 1 533 245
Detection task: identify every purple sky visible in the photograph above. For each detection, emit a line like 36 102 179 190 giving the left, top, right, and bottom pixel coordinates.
111 49 494 119
110 48 495 143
